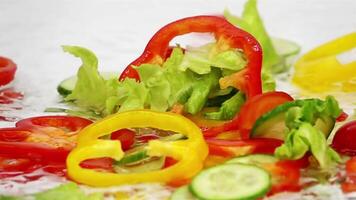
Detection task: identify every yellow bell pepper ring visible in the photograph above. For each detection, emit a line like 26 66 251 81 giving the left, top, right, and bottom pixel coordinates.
293 32 356 93
66 110 208 187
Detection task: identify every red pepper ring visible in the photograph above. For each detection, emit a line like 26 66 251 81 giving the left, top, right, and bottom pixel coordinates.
120 15 262 98
0 56 17 86
0 116 93 163
16 115 93 131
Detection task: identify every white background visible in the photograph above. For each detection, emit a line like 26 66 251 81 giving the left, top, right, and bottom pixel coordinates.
0 0 355 126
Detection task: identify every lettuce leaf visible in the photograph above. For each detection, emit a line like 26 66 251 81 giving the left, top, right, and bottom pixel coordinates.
275 96 342 168
63 45 246 118
224 0 283 73
35 182 103 200
275 123 340 168
63 46 147 116
179 42 246 74
63 46 113 114
224 0 301 92
0 196 22 200
205 91 245 120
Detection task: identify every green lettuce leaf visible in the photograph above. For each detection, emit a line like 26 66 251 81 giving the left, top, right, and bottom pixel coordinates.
63 46 120 116
224 0 283 73
135 64 170 112
0 196 22 200
63 45 246 118
275 123 340 169
261 70 276 92
275 96 342 168
205 91 245 120
179 43 246 74
116 78 148 112
35 182 103 200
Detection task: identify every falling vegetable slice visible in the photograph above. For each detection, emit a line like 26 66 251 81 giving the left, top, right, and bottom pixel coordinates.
0 56 17 86
66 110 208 186
293 32 356 93
190 163 271 200
120 15 262 99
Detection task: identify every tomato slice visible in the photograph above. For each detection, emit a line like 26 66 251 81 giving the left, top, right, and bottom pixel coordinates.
265 160 302 194
342 157 356 193
202 91 293 138
332 120 356 156
236 91 294 139
0 56 17 86
81 158 114 173
206 138 283 157
110 129 135 151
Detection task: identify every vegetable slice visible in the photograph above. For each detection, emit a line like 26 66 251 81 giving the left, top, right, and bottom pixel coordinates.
332 120 356 156
170 186 197 200
251 99 335 140
227 154 278 165
293 32 356 93
57 72 119 96
190 163 270 200
0 56 17 86
271 37 301 57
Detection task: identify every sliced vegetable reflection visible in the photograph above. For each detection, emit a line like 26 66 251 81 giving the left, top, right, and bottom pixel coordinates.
67 110 208 186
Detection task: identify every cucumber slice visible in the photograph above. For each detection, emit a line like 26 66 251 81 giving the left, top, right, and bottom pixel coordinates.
57 72 119 96
272 37 301 57
190 164 271 200
251 100 335 140
114 157 165 173
170 186 197 200
116 146 148 165
115 134 186 165
227 154 278 166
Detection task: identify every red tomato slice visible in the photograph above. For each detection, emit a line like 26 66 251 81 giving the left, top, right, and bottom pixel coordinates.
332 120 356 156
0 56 17 86
206 138 283 157
346 157 356 182
342 157 356 193
236 91 294 139
202 91 293 138
81 158 114 173
265 161 302 194
111 129 135 151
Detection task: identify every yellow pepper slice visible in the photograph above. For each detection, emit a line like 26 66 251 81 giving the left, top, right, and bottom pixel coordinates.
66 110 208 187
293 32 356 93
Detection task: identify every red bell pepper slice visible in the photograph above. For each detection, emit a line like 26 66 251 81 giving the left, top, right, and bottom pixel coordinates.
16 115 93 131
0 116 92 162
203 91 294 138
110 129 136 151
206 138 283 157
120 15 262 99
0 56 17 86
332 120 356 156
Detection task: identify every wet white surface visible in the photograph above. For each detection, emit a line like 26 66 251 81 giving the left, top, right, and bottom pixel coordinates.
0 0 355 199
0 0 355 126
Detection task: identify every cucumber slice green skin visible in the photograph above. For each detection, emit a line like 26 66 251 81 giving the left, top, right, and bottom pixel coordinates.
115 146 148 165
170 186 197 200
57 72 119 96
227 154 278 166
115 134 186 165
190 163 271 200
251 99 335 140
114 157 165 174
